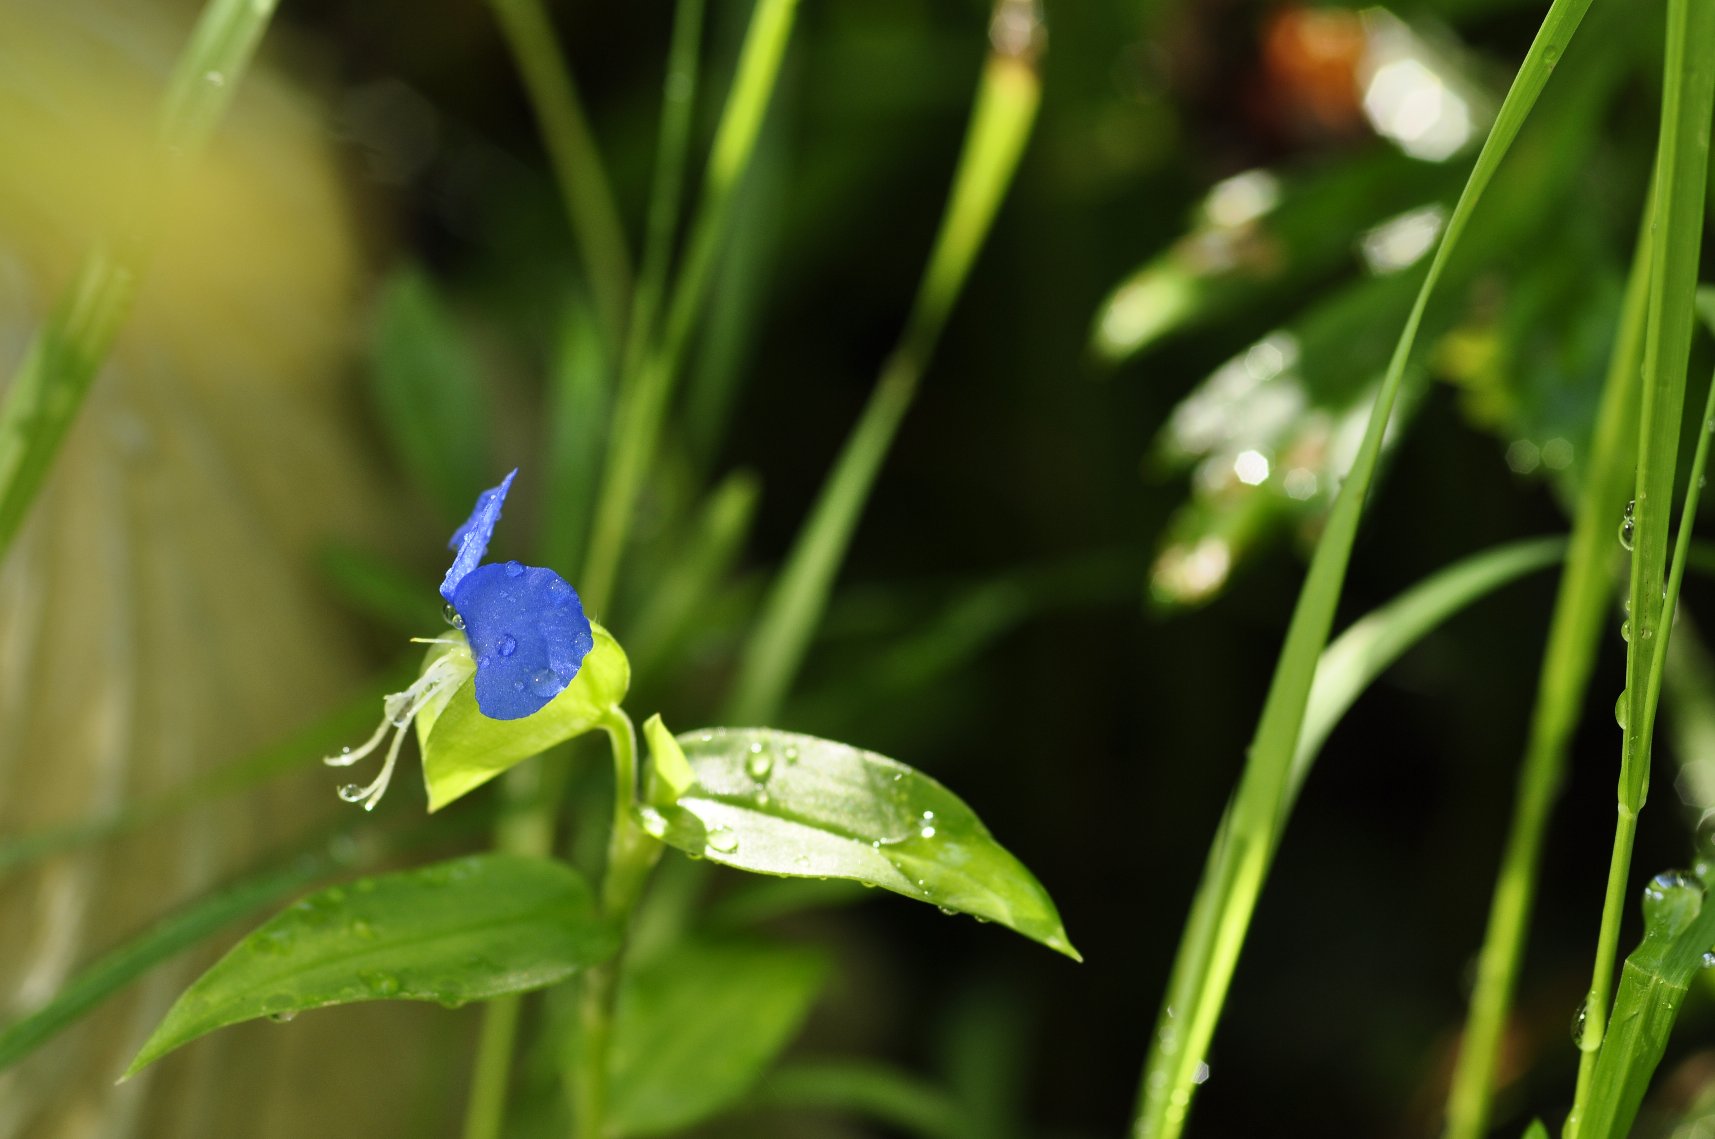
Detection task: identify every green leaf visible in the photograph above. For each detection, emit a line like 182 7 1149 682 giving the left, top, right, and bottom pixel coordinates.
643 713 695 803
1520 1121 1549 1139
124 854 616 1078
369 267 492 519
418 624 629 812
640 729 1079 960
608 938 829 1137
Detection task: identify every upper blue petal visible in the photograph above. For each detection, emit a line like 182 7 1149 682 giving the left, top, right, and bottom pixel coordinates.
451 560 594 720
440 469 518 602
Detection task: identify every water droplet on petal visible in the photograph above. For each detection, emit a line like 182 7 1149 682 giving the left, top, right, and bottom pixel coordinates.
529 669 563 698
498 635 517 658
745 748 774 782
442 603 465 629
706 827 739 854
783 746 799 764
337 784 367 803
503 560 525 578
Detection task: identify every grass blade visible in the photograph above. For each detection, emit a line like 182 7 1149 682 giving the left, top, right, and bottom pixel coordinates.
1128 2 1596 1134
487 0 633 346
0 0 279 562
580 0 801 612
1441 181 1652 1139
724 7 1044 724
1567 0 1715 1126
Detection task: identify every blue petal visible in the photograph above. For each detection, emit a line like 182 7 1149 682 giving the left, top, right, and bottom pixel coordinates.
440 469 518 602
451 560 594 720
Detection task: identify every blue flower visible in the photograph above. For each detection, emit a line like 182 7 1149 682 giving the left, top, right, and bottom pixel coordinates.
326 469 594 809
439 469 594 720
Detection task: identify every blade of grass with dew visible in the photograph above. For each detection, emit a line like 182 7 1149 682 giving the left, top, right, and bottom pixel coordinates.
1567 0 1715 1126
724 6 1044 725
0 0 278 562
579 0 800 612
1128 3 1597 1135
1441 183 1652 1139
487 0 632 347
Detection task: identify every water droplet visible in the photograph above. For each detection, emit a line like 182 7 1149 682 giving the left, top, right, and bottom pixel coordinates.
503 560 525 578
498 635 517 658
1571 996 1591 1048
529 669 563 698
1621 619 1630 643
339 746 352 757
937 905 957 916
359 970 401 997
706 827 739 854
337 784 367 803
205 70 226 87
267 1010 298 1023
1615 691 1629 730
920 826 937 839
1642 870 1704 937
783 746 799 764
745 748 774 782
1702 950 1715 970
922 810 936 821
442 602 465 629
1620 500 1636 550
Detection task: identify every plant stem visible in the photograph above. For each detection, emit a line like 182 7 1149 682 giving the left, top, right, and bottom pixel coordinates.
1440 197 1650 1139
580 0 800 613
0 0 279 563
1566 0 1715 1128
724 6 1044 724
571 709 661 1139
488 0 634 348
623 0 706 382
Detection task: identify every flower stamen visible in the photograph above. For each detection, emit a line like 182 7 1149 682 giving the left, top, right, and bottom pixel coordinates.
324 649 471 810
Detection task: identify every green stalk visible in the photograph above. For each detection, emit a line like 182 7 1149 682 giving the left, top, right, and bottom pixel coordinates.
487 0 633 347
580 0 800 612
1128 2 1595 1135
571 709 662 1139
1575 357 1715 1137
1441 201 1651 1139
622 0 707 382
1566 1 1715 1129
724 9 1044 725
0 0 278 563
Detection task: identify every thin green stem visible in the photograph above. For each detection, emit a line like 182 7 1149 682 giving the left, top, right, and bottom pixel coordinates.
1441 197 1652 1139
0 0 279 562
725 20 1044 725
623 0 706 382
580 0 800 612
1129 2 1596 1134
1567 0 1715 1128
571 709 662 1139
488 0 633 347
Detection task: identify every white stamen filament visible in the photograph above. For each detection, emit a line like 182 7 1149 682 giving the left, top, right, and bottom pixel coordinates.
324 651 469 811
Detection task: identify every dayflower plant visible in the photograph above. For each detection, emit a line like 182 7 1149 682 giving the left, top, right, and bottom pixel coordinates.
324 469 594 809
128 467 1076 1136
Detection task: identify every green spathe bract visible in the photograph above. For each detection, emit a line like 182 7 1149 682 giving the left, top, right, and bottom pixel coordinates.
417 623 629 812
123 854 618 1078
640 727 1079 960
607 937 829 1136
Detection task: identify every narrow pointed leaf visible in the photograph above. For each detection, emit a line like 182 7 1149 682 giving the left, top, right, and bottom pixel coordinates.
640 729 1078 959
124 854 616 1077
609 938 829 1137
418 624 628 811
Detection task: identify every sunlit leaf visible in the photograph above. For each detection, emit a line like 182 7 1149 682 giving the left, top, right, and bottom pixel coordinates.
608 937 829 1137
639 728 1078 960
418 624 628 812
124 854 617 1077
